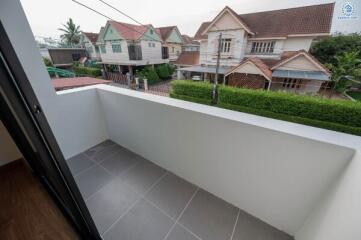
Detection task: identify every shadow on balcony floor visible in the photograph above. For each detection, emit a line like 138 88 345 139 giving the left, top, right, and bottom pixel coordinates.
67 140 293 240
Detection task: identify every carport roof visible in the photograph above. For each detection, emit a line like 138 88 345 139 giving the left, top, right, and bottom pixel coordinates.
178 65 232 74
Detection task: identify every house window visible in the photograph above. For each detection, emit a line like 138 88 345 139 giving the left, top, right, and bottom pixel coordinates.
100 45 106 53
172 47 175 53
251 41 275 54
221 38 231 53
152 43 155 47
282 78 301 89
112 43 122 53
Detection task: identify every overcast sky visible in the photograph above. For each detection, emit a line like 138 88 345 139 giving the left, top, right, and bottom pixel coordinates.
20 0 360 40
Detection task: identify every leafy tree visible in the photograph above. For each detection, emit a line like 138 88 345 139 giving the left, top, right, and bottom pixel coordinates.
311 33 361 65
58 18 81 47
328 51 361 93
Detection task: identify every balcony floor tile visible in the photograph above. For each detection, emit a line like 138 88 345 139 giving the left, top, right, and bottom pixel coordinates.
179 189 239 240
232 210 293 240
103 199 174 240
74 165 114 199
119 160 167 196
145 173 197 219
86 177 140 234
69 140 293 240
165 224 200 240
100 148 140 176
66 153 95 175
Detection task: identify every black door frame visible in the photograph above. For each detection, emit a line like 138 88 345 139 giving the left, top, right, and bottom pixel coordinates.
0 21 101 239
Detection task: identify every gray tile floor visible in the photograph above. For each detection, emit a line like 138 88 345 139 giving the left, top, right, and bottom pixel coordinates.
67 140 293 240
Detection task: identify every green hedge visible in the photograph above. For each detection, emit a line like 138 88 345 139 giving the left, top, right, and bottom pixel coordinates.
169 80 361 136
218 102 361 136
218 86 361 128
171 80 213 104
73 66 102 77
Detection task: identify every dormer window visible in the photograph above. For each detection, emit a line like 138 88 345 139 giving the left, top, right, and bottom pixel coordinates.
221 38 231 53
251 41 275 54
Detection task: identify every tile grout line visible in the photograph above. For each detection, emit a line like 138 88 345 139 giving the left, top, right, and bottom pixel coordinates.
162 187 201 240
101 171 169 237
177 222 203 240
230 209 240 240
84 158 143 202
73 147 120 178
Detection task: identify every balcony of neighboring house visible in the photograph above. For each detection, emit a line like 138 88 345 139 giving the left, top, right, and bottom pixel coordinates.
128 44 142 61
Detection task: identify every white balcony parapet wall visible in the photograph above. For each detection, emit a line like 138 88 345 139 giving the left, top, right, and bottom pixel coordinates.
95 85 355 236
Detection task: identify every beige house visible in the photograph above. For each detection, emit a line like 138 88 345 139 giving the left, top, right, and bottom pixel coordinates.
179 3 334 94
80 32 101 60
156 26 184 62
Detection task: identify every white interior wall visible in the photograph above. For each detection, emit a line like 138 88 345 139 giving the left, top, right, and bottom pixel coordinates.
1 0 109 159
0 120 22 166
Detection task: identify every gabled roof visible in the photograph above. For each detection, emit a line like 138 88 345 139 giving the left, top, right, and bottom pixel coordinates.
108 21 157 41
96 27 105 43
156 26 175 41
201 6 254 36
155 26 183 43
174 52 200 66
226 57 273 80
194 3 334 40
271 50 331 75
82 32 99 44
182 35 199 45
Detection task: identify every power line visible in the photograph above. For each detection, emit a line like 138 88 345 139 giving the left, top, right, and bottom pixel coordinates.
97 0 146 27
71 0 160 42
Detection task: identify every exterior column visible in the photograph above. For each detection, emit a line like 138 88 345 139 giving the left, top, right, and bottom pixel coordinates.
128 65 133 76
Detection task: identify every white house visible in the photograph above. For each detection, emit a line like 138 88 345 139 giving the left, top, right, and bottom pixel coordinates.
179 3 335 94
80 31 101 60
98 21 169 75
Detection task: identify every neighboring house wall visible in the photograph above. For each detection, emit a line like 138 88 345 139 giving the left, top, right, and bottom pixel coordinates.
100 23 167 66
283 37 314 52
201 29 246 66
164 29 183 61
99 40 129 64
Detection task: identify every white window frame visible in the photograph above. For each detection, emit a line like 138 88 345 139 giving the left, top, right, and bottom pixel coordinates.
111 43 122 53
251 41 275 54
221 38 232 53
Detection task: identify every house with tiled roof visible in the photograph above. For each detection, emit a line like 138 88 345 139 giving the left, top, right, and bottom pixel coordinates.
97 20 168 76
155 26 183 62
80 31 101 60
181 35 200 52
179 3 335 94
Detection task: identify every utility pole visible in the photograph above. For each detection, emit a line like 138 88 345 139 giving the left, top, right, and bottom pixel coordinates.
213 33 222 102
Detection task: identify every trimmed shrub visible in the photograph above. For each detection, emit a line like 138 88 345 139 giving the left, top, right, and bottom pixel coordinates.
218 102 361 136
170 80 213 105
73 66 102 77
138 67 160 85
218 86 361 128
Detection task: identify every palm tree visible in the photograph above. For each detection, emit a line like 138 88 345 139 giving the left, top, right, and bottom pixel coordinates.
58 18 81 47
